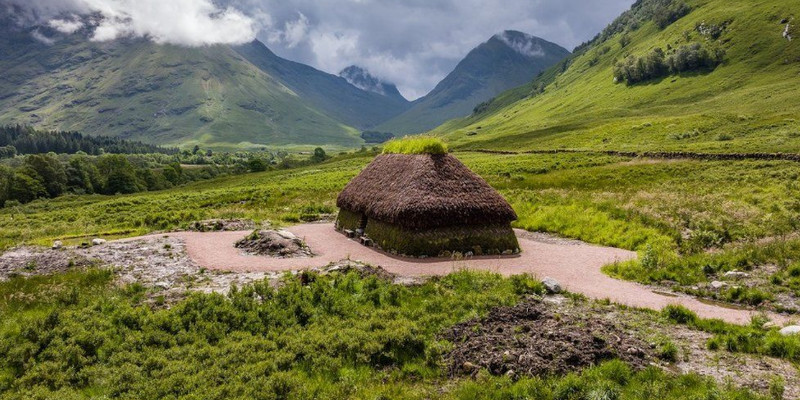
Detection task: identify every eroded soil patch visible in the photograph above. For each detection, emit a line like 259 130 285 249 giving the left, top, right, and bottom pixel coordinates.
443 297 652 377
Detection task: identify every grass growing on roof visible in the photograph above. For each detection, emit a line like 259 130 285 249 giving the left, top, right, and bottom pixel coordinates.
382 136 448 155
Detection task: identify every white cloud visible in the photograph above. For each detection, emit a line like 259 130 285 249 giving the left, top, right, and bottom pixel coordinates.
497 32 545 58
8 0 261 46
30 29 55 45
48 17 84 34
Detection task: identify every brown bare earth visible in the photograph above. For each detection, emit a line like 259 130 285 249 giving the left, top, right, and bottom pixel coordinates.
443 297 653 377
165 223 794 326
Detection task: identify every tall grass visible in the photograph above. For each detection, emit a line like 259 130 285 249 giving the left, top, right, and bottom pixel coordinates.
382 136 448 155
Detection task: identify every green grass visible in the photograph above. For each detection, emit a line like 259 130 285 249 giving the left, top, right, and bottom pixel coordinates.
0 269 768 399
382 136 449 155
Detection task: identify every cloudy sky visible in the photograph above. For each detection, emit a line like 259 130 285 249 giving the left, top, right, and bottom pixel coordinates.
6 0 635 100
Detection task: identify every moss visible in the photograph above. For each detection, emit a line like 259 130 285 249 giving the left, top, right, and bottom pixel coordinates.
382 136 448 155
335 209 363 231
364 219 520 257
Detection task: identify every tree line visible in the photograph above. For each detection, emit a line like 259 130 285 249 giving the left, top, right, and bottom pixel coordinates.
0 125 178 158
0 147 332 207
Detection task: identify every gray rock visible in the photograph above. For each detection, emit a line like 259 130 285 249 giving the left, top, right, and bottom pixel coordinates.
542 277 562 294
276 230 297 240
723 270 749 279
52 241 63 250
710 280 727 289
92 238 107 246
464 251 474 257
779 325 800 336
762 321 778 329
154 281 171 290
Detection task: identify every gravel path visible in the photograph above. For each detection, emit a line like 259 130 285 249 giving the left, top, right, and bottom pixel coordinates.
147 223 792 325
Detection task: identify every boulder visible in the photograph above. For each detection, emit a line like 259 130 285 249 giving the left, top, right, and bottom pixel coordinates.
710 281 726 289
52 241 63 250
92 238 107 246
542 277 562 294
779 325 800 336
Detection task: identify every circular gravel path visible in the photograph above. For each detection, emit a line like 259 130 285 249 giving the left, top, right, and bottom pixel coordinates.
157 223 791 325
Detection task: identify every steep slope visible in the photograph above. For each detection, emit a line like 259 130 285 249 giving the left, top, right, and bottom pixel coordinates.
376 31 570 135
0 20 361 149
339 65 408 103
233 41 411 130
434 0 800 154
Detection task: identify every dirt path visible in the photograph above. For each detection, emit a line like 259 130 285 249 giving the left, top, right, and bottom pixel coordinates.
143 223 793 325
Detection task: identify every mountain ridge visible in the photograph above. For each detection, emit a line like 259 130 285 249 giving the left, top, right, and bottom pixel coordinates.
375 30 570 135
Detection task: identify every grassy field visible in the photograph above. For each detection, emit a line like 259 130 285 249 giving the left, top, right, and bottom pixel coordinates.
4 150 800 310
0 266 784 399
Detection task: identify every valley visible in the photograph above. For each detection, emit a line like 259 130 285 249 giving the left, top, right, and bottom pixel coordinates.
1 0 800 398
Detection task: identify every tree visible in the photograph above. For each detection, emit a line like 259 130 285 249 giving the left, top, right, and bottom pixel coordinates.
24 153 67 198
97 154 140 194
65 156 100 194
311 147 327 163
8 172 46 204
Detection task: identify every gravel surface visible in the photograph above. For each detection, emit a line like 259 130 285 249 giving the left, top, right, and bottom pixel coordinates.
165 223 793 325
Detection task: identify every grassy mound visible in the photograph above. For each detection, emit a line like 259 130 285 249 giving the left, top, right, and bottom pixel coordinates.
382 136 448 155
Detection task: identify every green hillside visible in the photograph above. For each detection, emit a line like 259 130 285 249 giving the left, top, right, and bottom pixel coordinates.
433 0 800 154
0 23 364 149
376 31 570 135
235 42 411 130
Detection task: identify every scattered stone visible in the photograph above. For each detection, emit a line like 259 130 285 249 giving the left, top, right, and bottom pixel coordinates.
188 219 257 232
762 321 778 329
235 230 312 258
784 23 793 41
154 281 170 290
52 241 63 250
92 238 107 246
779 325 800 336
723 271 749 279
462 362 477 371
710 281 727 289
276 230 297 240
542 277 562 294
502 250 514 255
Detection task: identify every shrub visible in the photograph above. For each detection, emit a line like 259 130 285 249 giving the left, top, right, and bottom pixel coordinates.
661 305 698 324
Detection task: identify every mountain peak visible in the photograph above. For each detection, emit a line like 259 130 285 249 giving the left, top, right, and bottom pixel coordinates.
491 30 549 58
339 65 405 101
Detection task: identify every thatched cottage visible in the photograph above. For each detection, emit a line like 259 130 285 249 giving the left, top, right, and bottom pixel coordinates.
335 151 519 257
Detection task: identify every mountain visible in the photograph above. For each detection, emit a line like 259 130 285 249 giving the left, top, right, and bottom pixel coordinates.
232 42 411 130
432 0 800 155
338 65 407 103
375 31 570 135
0 10 408 149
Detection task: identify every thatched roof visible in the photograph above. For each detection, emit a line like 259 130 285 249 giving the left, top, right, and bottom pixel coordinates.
337 153 517 229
